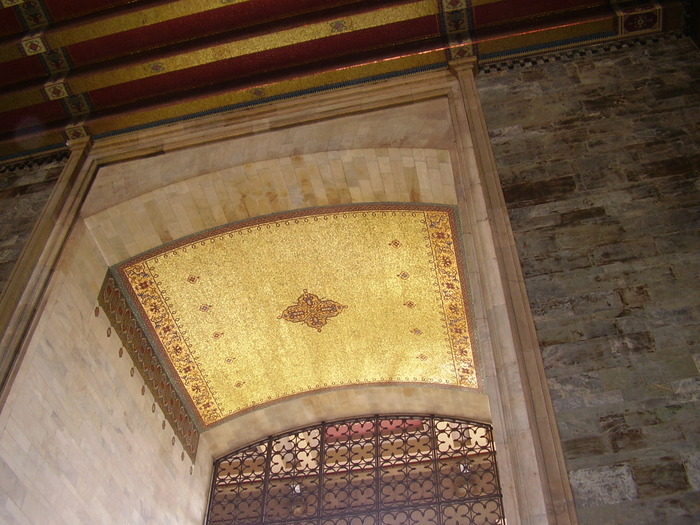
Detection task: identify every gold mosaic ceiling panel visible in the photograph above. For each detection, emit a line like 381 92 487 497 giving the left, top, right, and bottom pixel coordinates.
104 204 477 430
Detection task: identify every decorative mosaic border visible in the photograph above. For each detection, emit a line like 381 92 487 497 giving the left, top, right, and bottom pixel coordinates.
424 210 476 387
103 203 479 432
438 0 478 60
98 276 199 461
479 32 680 74
117 258 219 425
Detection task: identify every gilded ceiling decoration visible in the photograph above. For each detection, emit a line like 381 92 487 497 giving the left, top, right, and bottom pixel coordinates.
278 290 348 332
100 203 477 456
1 0 685 159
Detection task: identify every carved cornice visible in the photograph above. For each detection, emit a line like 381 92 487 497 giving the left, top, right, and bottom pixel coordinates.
0 148 69 175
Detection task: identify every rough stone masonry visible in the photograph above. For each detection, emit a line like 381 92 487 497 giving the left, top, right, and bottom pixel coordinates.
0 154 66 298
478 35 700 524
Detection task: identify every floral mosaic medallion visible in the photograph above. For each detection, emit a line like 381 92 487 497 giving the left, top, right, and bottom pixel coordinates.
102 204 478 429
278 290 347 332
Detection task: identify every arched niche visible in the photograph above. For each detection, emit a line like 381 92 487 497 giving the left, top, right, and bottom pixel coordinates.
1 60 575 525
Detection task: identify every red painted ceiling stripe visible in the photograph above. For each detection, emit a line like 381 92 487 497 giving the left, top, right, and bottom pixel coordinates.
0 8 23 38
42 0 149 23
66 0 411 68
87 16 440 108
0 56 46 90
66 0 366 66
473 0 608 27
0 100 67 136
472 3 614 41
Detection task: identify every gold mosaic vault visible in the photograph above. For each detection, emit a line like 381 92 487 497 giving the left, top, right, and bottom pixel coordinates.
110 204 477 428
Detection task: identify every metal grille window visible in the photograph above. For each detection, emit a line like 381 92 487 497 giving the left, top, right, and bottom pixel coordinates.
206 415 505 525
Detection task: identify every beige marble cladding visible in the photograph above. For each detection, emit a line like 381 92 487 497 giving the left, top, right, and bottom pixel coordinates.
0 220 212 524
82 96 455 218
84 148 457 264
204 386 491 459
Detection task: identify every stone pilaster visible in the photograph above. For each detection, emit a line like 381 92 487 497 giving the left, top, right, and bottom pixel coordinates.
0 137 96 410
448 57 578 525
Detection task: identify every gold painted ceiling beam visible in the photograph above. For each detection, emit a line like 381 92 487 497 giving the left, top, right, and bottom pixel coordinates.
0 0 414 64
76 1 437 94
0 0 437 113
87 50 446 137
0 0 254 63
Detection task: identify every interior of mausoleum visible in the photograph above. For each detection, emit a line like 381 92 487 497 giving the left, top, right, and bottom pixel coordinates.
0 1 698 524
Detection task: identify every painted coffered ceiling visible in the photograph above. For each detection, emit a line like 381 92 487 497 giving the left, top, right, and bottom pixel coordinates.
0 0 688 160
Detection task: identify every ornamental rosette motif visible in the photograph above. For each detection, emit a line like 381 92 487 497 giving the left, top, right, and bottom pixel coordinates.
278 290 347 332
104 203 478 432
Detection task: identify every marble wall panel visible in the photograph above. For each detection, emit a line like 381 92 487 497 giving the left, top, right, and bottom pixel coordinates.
0 220 212 524
83 148 458 265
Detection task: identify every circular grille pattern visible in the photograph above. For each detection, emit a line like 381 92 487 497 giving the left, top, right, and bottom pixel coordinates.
206 415 504 524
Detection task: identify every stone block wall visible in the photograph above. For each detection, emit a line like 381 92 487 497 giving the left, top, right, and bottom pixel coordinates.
0 219 212 523
478 36 700 524
0 153 67 298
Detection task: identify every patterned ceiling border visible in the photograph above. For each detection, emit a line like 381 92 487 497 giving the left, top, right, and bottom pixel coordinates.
99 203 479 440
478 31 679 74
99 276 200 461
438 0 478 60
